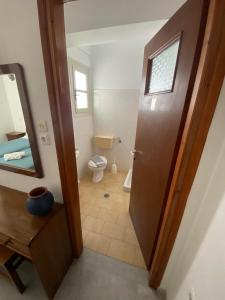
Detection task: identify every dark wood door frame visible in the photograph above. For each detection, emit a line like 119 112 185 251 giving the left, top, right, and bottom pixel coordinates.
37 0 82 257
37 0 225 288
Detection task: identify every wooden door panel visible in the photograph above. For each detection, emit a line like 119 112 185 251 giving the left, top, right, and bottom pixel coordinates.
130 0 209 269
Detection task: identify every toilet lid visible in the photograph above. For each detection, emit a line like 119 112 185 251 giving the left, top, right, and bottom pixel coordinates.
88 156 107 168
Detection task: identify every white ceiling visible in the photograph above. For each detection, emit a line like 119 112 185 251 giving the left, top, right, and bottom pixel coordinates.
66 20 167 48
64 0 186 33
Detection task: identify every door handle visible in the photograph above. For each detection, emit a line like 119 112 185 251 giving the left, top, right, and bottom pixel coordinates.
131 149 137 155
131 149 142 159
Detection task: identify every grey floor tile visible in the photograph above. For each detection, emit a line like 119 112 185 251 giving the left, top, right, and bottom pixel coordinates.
0 248 166 300
55 249 165 300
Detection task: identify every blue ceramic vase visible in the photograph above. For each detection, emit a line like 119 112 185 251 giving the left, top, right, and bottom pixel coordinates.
27 187 54 216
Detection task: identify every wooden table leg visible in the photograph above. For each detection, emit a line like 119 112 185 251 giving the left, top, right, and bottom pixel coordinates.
4 260 26 294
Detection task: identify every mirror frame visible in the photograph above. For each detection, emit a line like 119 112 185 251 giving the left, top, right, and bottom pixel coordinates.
0 63 43 178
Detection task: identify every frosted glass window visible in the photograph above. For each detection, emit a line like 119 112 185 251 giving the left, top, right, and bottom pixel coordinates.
76 91 88 109
74 70 87 91
73 68 89 112
148 39 180 94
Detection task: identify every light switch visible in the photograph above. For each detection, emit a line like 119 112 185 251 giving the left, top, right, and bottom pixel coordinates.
37 120 48 132
40 133 50 145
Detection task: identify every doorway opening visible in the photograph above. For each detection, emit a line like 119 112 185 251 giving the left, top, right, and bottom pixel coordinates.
65 21 164 268
38 0 225 291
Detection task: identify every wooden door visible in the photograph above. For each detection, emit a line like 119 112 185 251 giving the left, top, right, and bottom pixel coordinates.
129 0 209 269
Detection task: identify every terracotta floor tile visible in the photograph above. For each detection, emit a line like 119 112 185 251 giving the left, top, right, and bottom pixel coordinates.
83 216 104 233
81 205 100 218
80 214 86 225
82 228 89 241
107 239 136 265
111 201 128 214
97 207 118 223
80 201 88 212
84 231 111 255
124 228 139 246
102 183 125 194
101 221 125 240
110 193 127 206
133 246 146 269
79 171 145 268
117 212 133 229
95 197 113 210
80 194 95 205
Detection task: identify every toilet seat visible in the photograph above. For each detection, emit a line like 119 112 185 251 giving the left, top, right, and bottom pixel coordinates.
88 155 107 183
88 156 107 168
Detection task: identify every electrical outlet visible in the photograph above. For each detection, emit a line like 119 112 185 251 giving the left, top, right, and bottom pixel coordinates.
188 287 196 300
40 133 50 145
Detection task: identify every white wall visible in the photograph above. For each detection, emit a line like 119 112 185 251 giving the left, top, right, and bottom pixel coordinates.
67 39 144 175
66 20 167 49
67 50 94 178
64 0 185 33
0 0 62 202
67 46 91 68
92 40 145 90
2 75 26 133
91 39 144 171
0 78 14 142
94 90 139 171
162 80 225 300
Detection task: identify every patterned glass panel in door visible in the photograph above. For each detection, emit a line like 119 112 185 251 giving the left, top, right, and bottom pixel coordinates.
148 39 180 94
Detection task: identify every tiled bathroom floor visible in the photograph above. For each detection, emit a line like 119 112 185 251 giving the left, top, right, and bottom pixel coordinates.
79 171 146 268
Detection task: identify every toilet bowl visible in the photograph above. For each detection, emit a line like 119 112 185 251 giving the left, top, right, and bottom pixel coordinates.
88 155 107 183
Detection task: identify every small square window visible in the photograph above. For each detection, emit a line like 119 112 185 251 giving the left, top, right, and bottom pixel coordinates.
74 70 87 91
76 91 88 109
72 67 89 113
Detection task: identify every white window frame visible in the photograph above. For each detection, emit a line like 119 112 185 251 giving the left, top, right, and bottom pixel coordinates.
71 61 90 114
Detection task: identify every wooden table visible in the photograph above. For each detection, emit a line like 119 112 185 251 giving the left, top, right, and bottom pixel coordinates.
0 185 72 299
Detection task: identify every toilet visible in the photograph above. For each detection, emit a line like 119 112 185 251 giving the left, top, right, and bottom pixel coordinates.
88 155 107 183
88 135 114 183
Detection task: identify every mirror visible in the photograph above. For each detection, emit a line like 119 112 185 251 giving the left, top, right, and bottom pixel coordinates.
0 64 43 177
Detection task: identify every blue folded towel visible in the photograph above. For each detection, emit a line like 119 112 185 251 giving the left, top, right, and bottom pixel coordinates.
0 138 30 157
